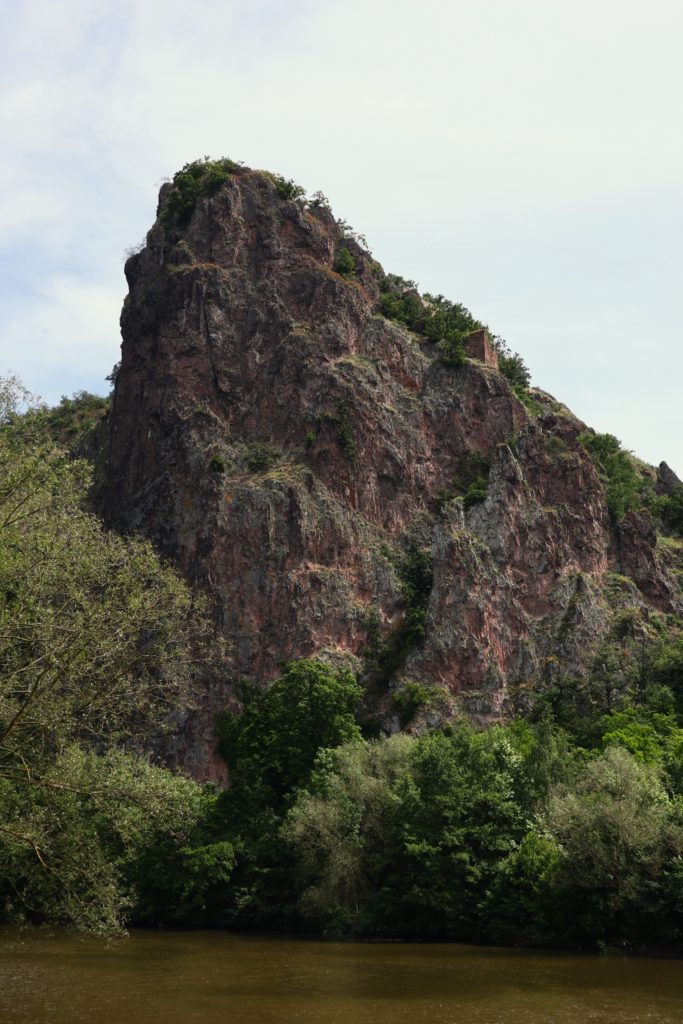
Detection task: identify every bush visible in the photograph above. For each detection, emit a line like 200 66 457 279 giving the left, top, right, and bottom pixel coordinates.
333 401 356 460
334 247 357 277
267 173 306 200
498 351 531 395
18 390 110 448
437 333 466 367
543 746 679 944
579 432 648 521
163 157 237 227
393 681 434 727
378 281 481 370
659 486 683 536
463 475 488 510
245 442 280 473
365 544 433 687
217 660 363 810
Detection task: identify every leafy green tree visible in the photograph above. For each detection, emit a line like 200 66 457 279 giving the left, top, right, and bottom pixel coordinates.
0 746 204 933
483 830 564 946
284 735 412 931
130 788 236 930
206 660 363 927
218 659 363 810
0 382 211 931
377 727 526 938
544 746 681 943
493 337 531 397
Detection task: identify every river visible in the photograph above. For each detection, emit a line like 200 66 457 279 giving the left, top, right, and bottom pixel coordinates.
0 928 680 1023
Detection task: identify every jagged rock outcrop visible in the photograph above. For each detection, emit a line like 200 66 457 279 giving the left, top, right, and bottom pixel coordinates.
657 460 682 496
101 163 681 777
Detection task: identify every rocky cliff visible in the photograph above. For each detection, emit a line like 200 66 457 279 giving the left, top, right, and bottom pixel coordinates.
102 161 682 778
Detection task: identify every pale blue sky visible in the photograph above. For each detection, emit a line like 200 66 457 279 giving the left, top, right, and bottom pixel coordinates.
1 0 682 473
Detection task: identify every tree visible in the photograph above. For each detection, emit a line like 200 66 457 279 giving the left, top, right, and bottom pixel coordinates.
0 373 40 424
218 659 363 810
0 380 211 930
544 746 682 942
495 345 531 397
285 725 528 939
378 726 526 938
284 735 412 931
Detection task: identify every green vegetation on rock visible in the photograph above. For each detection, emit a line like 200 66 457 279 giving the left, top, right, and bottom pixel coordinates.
333 246 357 277
579 431 652 521
379 277 480 367
163 157 238 227
364 542 433 688
264 172 306 200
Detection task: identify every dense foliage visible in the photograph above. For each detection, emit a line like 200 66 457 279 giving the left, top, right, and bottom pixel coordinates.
133 617 683 949
493 338 532 399
0 384 211 932
578 431 683 537
162 157 239 227
134 660 363 928
264 173 306 200
378 276 483 367
659 486 683 537
579 432 650 522
364 543 432 689
333 246 357 277
29 390 109 446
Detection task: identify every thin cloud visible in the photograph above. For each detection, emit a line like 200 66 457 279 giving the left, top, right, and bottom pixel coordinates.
1 0 682 470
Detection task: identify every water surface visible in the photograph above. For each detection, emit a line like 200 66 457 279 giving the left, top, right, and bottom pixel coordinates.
0 928 680 1024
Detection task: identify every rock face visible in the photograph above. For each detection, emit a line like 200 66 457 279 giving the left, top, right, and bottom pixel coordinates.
657 461 682 496
102 164 681 778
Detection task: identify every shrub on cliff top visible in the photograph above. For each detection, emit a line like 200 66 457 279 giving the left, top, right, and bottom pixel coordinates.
495 341 531 397
163 157 238 227
265 172 306 200
379 280 479 370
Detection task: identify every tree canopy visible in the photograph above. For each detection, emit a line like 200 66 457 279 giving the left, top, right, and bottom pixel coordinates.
0 381 211 931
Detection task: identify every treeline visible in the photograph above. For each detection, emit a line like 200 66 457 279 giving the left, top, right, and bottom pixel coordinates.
132 653 683 950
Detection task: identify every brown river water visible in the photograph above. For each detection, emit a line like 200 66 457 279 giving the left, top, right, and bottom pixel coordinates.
0 928 681 1024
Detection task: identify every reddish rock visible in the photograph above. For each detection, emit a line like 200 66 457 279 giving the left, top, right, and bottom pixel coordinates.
464 328 499 368
100 163 681 778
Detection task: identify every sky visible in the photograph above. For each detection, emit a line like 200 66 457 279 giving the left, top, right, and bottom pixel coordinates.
1 0 682 473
